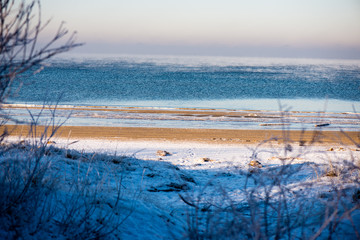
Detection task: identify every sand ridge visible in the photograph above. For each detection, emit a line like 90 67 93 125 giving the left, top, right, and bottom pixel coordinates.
2 125 359 145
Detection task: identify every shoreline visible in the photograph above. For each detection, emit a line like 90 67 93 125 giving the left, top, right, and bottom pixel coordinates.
4 102 359 115
2 125 359 146
2 103 359 132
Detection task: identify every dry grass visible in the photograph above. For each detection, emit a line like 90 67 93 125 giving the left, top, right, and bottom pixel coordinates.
180 111 360 240
0 108 136 239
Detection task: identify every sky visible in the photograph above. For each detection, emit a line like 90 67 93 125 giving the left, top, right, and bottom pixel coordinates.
41 0 360 59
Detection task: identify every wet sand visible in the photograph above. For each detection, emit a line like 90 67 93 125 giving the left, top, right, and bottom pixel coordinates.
2 125 359 145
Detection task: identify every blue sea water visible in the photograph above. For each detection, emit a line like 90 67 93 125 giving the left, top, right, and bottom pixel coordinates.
10 55 360 109
6 55 360 130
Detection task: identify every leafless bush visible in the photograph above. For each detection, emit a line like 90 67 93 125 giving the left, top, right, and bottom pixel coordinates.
0 0 82 105
0 94 136 239
0 116 133 239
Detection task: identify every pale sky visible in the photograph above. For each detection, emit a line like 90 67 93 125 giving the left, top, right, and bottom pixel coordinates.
42 0 360 59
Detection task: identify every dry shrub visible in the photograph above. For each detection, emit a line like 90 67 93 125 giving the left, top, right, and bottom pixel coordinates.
181 111 360 239
0 106 135 239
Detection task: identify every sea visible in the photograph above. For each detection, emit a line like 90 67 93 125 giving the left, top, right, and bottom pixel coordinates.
5 54 360 131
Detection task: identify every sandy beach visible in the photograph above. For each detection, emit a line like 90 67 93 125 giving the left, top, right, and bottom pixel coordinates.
3 123 360 239
2 121 360 239
2 124 359 145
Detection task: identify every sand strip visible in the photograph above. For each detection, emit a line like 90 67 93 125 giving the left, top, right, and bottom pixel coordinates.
2 125 359 145
4 104 358 118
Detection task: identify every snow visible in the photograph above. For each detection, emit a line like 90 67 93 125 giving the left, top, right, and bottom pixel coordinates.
1 137 360 239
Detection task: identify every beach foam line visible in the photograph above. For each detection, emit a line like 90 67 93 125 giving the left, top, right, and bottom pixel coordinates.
2 125 359 145
4 103 352 115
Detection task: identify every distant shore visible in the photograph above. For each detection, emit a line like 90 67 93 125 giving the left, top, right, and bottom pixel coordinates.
2 125 359 146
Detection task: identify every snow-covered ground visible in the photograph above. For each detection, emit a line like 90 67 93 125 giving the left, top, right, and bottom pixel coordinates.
1 137 360 239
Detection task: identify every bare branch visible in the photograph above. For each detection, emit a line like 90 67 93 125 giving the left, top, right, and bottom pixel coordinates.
0 0 83 105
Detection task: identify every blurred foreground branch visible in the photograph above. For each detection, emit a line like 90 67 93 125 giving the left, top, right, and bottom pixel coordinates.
0 0 82 104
